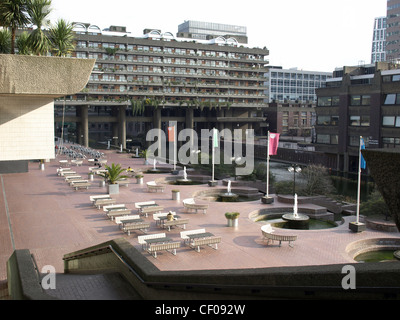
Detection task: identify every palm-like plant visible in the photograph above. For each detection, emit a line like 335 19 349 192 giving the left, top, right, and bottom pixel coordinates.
0 0 30 54
0 28 11 53
99 163 128 184
48 19 75 57
26 0 51 55
15 30 31 54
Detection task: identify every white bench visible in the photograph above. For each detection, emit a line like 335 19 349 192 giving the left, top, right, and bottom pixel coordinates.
106 209 131 220
103 204 126 212
135 201 156 209
61 171 76 176
180 229 206 243
115 215 141 226
183 198 208 214
138 233 167 250
57 167 71 175
189 236 221 252
146 181 165 192
72 182 91 190
261 224 297 247
69 179 88 186
116 179 129 187
147 241 181 258
89 194 111 203
65 175 82 181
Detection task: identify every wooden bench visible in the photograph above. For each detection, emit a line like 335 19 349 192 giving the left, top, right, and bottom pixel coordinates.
183 198 208 214
72 182 91 190
90 194 111 203
261 224 297 247
94 198 116 209
123 221 151 235
146 181 165 192
147 241 181 258
115 214 141 227
162 218 189 231
103 204 126 212
189 236 221 252
140 205 164 217
69 179 88 186
106 209 131 220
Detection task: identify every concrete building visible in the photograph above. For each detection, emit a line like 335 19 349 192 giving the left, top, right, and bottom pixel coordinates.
386 0 400 62
314 62 400 173
371 16 387 63
55 24 269 148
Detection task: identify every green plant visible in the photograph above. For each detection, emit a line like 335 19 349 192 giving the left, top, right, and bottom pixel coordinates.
172 189 180 193
99 163 128 184
48 18 75 57
225 212 240 219
135 174 143 179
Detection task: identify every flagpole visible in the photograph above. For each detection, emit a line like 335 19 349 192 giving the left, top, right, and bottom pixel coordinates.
266 131 270 198
356 136 362 224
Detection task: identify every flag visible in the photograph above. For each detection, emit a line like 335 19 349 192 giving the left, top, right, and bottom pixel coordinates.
213 128 218 148
360 137 366 169
268 133 280 155
168 126 175 142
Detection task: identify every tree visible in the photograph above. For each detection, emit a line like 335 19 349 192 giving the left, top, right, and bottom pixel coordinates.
15 30 31 54
26 0 52 55
0 28 11 53
0 0 30 54
300 164 335 196
48 18 75 57
99 163 128 184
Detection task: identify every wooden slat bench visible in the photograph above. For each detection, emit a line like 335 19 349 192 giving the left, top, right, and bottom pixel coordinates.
115 215 141 227
90 194 111 203
261 225 297 247
147 241 181 258
183 198 208 214
94 198 116 209
123 221 151 235
138 233 167 250
71 182 91 190
116 179 129 187
162 218 189 231
106 209 131 220
180 229 206 244
189 236 221 252
140 205 164 217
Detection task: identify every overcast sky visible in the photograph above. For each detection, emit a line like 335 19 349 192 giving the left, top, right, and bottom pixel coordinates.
49 0 387 72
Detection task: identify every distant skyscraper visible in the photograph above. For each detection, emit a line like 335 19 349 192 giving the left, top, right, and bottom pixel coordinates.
386 0 400 61
371 16 386 63
177 20 248 44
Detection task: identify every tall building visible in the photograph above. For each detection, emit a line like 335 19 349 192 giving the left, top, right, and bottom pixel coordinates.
264 67 332 103
54 24 269 148
371 16 387 63
177 20 248 44
314 62 400 173
386 0 400 62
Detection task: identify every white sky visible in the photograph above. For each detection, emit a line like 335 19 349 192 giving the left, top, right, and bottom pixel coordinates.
49 0 387 72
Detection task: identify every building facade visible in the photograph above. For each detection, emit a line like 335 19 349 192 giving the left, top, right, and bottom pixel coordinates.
386 0 400 62
264 67 332 104
177 20 248 44
371 16 387 63
314 62 400 173
55 24 269 148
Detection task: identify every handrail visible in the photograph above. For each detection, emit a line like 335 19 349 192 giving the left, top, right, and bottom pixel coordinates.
63 244 400 297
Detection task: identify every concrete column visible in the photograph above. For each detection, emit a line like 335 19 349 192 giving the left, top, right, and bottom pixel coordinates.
81 105 89 147
118 105 126 149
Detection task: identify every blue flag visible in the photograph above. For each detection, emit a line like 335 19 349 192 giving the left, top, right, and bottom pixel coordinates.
360 137 366 169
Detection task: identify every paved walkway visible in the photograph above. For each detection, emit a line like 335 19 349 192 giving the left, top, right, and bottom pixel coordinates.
0 147 399 286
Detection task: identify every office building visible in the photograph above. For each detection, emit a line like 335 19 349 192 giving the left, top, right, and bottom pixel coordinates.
54 24 269 148
371 16 387 63
314 62 400 173
386 0 400 62
264 67 332 104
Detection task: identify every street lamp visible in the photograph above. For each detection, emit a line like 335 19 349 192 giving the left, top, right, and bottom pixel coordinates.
288 164 302 195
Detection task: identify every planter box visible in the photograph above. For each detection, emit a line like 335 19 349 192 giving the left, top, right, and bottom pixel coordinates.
349 222 366 233
208 180 218 187
172 191 180 201
136 178 143 184
108 183 119 195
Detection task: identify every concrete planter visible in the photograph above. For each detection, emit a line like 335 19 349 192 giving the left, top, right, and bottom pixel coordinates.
108 183 119 195
208 180 218 187
227 218 239 227
88 173 94 181
261 196 274 204
136 177 143 184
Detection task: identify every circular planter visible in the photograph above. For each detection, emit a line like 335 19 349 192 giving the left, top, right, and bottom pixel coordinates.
172 190 180 201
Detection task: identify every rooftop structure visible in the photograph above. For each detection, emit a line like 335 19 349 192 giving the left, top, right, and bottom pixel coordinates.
371 16 387 63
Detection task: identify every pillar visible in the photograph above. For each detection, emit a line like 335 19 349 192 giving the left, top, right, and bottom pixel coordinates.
81 105 89 147
118 105 126 149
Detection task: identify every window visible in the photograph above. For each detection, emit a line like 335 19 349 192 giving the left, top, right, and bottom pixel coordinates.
317 134 330 144
350 95 370 106
384 93 400 105
317 96 339 106
350 115 370 126
383 116 395 126
317 116 331 125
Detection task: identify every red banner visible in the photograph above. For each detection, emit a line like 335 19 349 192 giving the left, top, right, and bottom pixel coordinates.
268 133 280 155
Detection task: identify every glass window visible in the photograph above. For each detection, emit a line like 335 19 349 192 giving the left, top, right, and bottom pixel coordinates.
331 135 339 145
317 134 330 144
317 116 331 125
361 95 371 105
318 97 332 106
383 116 395 126
396 117 400 127
350 115 360 126
350 95 361 106
384 94 396 104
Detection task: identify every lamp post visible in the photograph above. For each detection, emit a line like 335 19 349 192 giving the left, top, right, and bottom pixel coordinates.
288 164 302 195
